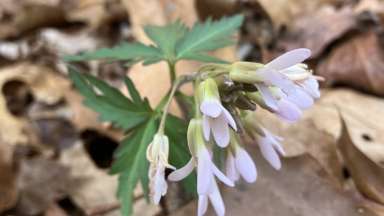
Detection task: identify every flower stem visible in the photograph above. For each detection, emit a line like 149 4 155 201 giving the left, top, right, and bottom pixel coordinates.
158 74 196 133
168 61 176 83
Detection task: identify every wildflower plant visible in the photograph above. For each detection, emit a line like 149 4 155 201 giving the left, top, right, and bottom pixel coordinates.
65 15 321 216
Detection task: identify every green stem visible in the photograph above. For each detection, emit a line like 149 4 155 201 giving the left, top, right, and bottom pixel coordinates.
168 61 176 83
158 74 196 133
193 79 201 118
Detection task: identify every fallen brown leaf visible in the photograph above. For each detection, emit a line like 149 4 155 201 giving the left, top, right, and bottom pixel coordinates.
17 157 71 215
0 63 69 145
279 5 357 58
317 31 384 96
339 117 384 205
256 0 342 29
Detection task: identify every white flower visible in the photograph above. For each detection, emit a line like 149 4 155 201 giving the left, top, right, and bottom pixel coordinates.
226 132 257 183
198 78 237 147
168 119 233 216
168 145 234 195
241 112 286 170
252 49 321 122
226 146 257 183
198 180 225 216
257 128 286 170
146 134 175 204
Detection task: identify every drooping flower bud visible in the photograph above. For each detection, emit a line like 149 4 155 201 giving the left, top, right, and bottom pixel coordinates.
146 133 174 204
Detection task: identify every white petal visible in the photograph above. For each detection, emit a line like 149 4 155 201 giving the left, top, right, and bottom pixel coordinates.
286 87 313 109
200 100 222 118
208 181 225 216
168 158 195 181
153 167 166 204
221 105 237 131
265 48 311 71
211 162 234 187
276 99 302 122
235 148 257 183
198 149 213 194
301 77 320 98
226 153 240 182
256 83 278 110
263 70 296 95
272 139 286 156
258 137 281 170
211 115 230 147
202 115 211 141
198 195 209 216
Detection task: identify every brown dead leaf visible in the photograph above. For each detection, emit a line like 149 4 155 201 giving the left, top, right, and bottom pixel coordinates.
317 31 384 96
279 5 357 58
59 143 118 214
172 153 377 216
354 0 384 22
256 0 342 29
0 140 18 212
339 117 384 205
0 1 66 39
17 157 71 215
0 63 69 145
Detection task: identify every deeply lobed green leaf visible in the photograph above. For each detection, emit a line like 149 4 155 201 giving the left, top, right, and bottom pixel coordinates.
64 15 243 66
175 15 244 62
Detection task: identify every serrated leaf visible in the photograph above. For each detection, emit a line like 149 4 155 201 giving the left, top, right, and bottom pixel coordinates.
69 67 150 130
64 42 163 65
114 119 157 216
144 21 187 61
176 15 243 62
124 76 142 105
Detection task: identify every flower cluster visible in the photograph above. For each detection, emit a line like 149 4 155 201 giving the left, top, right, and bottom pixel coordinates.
146 48 321 215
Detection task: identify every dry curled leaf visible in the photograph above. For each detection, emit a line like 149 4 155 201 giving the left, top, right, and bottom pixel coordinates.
317 31 384 96
279 6 357 58
0 140 18 213
339 117 384 205
17 157 71 215
256 0 342 29
0 63 69 144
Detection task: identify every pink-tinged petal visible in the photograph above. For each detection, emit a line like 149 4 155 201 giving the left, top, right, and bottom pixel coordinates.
211 162 234 187
265 131 286 157
286 87 313 109
259 70 297 95
210 115 230 147
168 158 195 181
198 195 208 216
235 148 257 183
226 153 240 182
256 83 278 110
200 100 222 118
198 149 213 194
276 99 302 122
258 137 282 170
301 77 320 98
272 140 286 156
265 48 311 71
208 181 225 216
221 106 237 131
202 115 211 141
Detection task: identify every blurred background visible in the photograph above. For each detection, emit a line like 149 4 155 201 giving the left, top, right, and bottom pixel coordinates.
0 0 384 215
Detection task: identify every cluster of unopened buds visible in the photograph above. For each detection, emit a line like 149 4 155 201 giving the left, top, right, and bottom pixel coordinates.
146 48 322 216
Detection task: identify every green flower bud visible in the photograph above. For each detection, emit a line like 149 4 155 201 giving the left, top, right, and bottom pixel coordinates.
229 61 264 84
